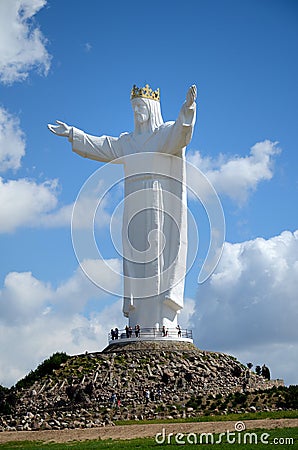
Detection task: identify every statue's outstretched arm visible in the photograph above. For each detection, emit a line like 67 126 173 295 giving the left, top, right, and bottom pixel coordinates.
47 120 71 138
162 85 197 155
48 120 121 162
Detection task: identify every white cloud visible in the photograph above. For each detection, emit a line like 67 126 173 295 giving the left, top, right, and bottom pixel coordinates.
79 258 122 293
84 42 92 52
0 107 25 172
0 174 115 232
0 271 52 324
0 105 70 231
39 202 74 228
178 297 195 329
0 261 123 387
0 106 100 232
188 140 280 204
0 0 51 84
71 192 111 231
0 176 66 232
193 229 298 385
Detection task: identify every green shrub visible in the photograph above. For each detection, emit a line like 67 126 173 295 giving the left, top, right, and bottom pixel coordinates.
15 352 70 390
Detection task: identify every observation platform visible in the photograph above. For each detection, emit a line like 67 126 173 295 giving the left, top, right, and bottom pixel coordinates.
108 327 193 345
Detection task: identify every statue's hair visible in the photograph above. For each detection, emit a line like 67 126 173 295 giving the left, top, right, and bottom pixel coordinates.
144 98 164 130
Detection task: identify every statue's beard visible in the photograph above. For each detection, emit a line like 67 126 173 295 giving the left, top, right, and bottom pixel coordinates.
135 113 148 124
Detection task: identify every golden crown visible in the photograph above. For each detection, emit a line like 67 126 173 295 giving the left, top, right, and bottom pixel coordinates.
130 84 160 102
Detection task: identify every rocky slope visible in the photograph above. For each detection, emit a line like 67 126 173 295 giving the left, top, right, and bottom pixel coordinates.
0 341 284 431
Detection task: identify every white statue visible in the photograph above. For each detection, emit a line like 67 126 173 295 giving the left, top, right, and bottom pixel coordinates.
48 84 197 331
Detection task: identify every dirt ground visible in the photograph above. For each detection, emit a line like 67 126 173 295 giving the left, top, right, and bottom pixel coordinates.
0 419 297 444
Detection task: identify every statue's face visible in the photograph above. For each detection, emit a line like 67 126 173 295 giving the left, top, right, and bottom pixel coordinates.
131 98 149 124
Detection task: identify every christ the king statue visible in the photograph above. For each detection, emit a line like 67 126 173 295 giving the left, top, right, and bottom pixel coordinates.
48 84 197 331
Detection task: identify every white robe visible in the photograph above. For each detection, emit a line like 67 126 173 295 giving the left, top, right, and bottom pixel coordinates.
69 102 196 328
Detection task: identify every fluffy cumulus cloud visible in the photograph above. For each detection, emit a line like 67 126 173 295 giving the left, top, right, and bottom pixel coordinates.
0 0 51 84
193 229 298 385
0 260 123 387
0 175 116 232
0 106 100 232
178 297 196 330
188 140 280 204
0 107 26 172
0 177 73 232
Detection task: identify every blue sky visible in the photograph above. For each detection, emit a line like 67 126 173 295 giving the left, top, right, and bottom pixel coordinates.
0 0 297 387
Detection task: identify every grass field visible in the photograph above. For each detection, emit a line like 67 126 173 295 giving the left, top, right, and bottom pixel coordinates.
0 427 297 449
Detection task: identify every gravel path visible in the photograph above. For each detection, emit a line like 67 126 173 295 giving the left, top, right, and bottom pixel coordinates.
0 418 297 444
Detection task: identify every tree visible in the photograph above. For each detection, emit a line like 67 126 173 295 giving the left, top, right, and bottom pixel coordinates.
261 364 271 380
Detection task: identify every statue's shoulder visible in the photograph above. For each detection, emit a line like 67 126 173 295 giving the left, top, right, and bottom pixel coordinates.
158 121 175 130
155 121 175 135
119 131 132 142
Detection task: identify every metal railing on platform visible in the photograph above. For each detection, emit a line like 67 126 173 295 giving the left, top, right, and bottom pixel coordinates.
108 327 193 342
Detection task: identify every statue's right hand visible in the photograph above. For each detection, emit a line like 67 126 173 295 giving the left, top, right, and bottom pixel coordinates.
47 120 70 137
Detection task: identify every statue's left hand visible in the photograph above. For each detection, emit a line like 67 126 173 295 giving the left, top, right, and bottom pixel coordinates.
186 85 197 107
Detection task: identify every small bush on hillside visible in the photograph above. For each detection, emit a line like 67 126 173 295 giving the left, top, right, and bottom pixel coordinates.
15 352 70 390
